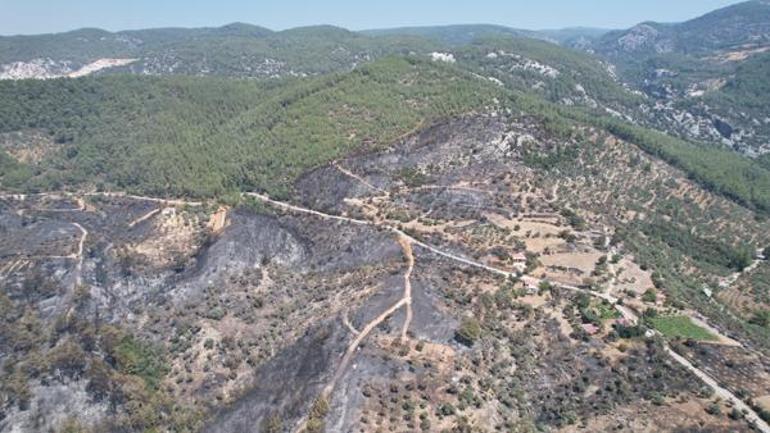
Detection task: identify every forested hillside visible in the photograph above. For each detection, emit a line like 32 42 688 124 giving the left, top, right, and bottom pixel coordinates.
361 24 536 45
594 0 770 58
455 36 639 108
705 52 770 121
0 57 502 197
2 53 770 215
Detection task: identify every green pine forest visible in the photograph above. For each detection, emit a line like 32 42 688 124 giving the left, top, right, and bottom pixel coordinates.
0 58 500 198
1 54 769 214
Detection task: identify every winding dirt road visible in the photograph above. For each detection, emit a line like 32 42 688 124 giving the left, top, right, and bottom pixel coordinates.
398 235 414 341
323 296 407 398
720 249 765 289
4 189 769 432
334 163 390 196
289 220 416 432
71 222 87 288
305 234 416 430
247 192 770 433
128 208 161 228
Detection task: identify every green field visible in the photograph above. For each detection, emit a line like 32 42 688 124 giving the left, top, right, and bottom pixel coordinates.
648 315 717 341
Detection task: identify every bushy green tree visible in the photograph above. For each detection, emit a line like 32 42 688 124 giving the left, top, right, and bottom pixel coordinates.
455 317 482 347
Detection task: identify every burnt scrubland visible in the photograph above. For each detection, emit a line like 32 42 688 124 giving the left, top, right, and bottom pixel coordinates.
2 110 770 432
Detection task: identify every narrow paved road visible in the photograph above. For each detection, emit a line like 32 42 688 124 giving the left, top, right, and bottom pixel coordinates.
245 193 371 227
83 192 204 207
666 347 770 432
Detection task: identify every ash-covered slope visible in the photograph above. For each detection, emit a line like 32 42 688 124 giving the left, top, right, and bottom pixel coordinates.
2 111 770 432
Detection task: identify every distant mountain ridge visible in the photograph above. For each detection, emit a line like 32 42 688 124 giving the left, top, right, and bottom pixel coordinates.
0 22 610 79
594 0 770 57
586 0 770 156
0 23 275 62
361 24 537 45
1 1 769 156
0 23 437 79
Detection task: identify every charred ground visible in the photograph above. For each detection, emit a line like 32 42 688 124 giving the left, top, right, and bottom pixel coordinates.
2 112 769 433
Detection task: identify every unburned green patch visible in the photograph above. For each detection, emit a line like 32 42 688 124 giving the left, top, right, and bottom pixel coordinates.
648 315 717 341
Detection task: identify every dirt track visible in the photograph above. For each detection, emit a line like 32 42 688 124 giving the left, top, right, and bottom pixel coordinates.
398 235 414 341
5 189 769 433
247 192 770 433
71 222 87 288
295 234 416 432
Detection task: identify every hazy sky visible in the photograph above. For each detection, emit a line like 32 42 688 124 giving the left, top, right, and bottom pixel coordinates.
1 0 743 36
